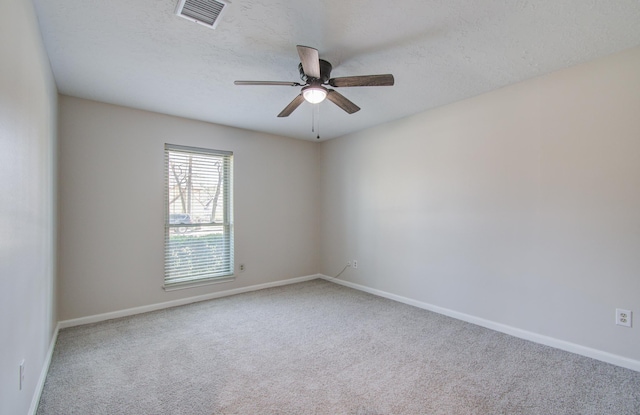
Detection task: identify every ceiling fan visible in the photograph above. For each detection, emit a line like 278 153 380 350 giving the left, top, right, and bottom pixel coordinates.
234 45 395 117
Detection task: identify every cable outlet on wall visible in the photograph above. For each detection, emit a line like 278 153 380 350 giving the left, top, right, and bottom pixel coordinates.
616 309 632 327
346 261 351 267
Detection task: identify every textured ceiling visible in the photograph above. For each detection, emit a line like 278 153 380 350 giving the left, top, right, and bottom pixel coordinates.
33 0 640 141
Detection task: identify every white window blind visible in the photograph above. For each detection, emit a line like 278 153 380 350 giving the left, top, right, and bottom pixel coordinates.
164 144 233 288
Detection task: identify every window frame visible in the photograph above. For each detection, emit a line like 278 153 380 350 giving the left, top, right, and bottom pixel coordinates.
163 143 234 290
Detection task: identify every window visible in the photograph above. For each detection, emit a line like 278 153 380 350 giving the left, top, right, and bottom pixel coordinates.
164 144 233 289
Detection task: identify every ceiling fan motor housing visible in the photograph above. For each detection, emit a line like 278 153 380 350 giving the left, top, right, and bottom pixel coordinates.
299 59 332 83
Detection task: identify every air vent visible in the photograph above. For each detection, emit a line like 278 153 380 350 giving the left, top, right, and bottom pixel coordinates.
176 0 228 29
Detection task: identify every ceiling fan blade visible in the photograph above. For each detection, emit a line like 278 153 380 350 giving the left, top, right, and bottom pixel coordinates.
277 94 305 117
235 80 301 86
326 90 360 114
296 45 321 79
329 74 395 88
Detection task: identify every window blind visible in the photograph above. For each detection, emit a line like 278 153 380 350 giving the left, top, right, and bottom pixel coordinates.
164 144 233 288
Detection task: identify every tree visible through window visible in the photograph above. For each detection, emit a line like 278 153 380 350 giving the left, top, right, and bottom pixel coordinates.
164 144 233 287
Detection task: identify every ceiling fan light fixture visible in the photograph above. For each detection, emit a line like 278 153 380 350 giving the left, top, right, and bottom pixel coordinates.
302 85 327 104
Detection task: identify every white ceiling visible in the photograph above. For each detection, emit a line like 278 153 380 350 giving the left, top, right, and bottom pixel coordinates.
33 0 640 141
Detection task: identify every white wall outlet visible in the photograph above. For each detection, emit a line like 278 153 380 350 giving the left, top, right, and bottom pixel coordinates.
239 264 245 272
19 360 25 390
616 309 632 327
353 260 358 269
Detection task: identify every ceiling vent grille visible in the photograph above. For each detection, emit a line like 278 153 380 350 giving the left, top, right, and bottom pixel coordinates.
176 0 228 29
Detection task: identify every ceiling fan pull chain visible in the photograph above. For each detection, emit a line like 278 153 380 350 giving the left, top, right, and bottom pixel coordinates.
316 105 321 140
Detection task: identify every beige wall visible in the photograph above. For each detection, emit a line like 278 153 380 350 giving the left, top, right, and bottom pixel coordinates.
0 0 58 413
320 46 640 363
57 96 320 320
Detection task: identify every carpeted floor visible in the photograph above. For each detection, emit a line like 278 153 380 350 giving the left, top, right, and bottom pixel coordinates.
38 279 640 414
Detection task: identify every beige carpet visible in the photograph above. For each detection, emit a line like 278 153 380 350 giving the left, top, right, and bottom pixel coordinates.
38 279 640 414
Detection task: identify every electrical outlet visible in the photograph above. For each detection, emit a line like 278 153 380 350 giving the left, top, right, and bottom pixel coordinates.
19 360 24 390
239 264 245 272
353 260 358 269
616 309 632 328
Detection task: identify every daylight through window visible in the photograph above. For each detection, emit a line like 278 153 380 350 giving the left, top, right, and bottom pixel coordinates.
164 144 233 288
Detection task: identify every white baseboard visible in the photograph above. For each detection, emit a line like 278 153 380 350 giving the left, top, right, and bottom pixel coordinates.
320 275 640 373
29 322 60 415
59 274 321 329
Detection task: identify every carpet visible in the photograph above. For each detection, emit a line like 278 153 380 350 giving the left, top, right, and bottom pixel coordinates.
37 279 640 414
